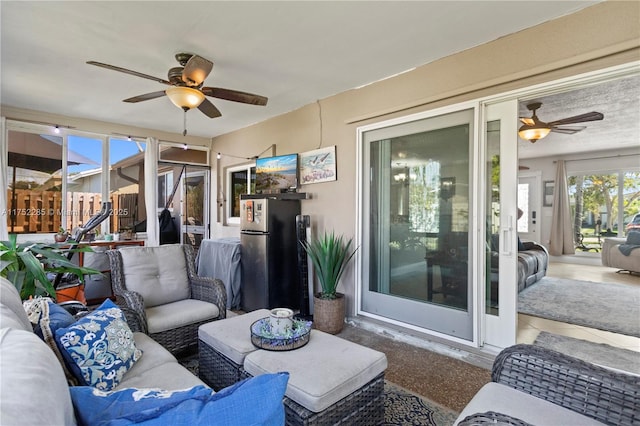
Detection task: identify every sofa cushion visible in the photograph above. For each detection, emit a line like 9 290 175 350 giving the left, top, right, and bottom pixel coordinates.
118 245 190 308
56 299 142 390
23 298 78 384
0 327 77 426
70 372 289 426
453 382 604 425
0 277 32 331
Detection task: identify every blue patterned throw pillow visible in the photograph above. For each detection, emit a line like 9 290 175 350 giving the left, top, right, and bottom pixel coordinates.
55 299 142 391
70 372 289 426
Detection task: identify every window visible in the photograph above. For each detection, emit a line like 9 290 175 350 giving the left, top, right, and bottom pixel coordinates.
227 164 255 223
6 130 65 234
157 170 174 210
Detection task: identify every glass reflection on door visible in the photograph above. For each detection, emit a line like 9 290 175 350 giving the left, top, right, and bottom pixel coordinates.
363 107 473 340
370 127 470 310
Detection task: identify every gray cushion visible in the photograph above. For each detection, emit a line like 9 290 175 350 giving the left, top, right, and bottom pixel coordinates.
454 382 604 425
117 361 206 391
0 328 77 426
146 299 220 334
199 309 270 364
0 277 32 331
244 330 387 413
119 245 190 308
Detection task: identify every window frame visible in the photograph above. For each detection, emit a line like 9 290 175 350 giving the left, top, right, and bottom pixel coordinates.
226 163 255 225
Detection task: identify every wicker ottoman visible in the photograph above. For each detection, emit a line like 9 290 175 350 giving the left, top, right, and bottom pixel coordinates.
198 309 270 390
243 330 388 426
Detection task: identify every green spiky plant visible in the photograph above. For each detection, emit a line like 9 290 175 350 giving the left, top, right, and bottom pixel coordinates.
302 231 357 300
0 234 100 301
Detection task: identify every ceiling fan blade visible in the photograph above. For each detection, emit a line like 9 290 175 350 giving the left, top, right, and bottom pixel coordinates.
87 61 171 85
548 111 604 126
123 91 167 103
182 55 213 87
519 117 535 125
198 98 222 118
201 87 268 106
551 126 586 135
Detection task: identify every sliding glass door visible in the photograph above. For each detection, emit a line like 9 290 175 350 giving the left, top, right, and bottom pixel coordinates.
484 100 519 348
359 106 475 341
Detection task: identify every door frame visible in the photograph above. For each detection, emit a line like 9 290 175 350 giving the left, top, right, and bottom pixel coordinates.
355 100 481 346
354 61 639 350
517 171 542 242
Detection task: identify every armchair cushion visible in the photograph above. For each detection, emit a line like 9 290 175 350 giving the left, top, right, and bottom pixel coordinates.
146 299 220 334
119 244 190 308
55 299 142 391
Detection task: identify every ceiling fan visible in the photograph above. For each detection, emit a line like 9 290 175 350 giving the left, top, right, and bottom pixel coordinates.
518 102 604 143
87 53 268 135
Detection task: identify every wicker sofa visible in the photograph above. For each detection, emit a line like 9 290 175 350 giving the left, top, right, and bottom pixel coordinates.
0 277 205 425
455 344 640 425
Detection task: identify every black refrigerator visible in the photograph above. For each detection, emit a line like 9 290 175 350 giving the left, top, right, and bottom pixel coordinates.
240 196 301 311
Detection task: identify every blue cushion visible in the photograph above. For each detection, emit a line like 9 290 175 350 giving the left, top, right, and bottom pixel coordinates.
33 301 75 340
55 299 142 391
70 372 289 426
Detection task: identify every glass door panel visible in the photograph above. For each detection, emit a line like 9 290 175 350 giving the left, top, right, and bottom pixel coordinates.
182 168 209 251
361 108 474 340
484 100 518 349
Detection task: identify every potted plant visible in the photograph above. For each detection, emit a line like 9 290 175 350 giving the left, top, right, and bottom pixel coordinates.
54 226 68 243
0 234 99 301
302 231 357 334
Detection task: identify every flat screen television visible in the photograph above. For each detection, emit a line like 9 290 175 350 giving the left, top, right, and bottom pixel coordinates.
255 154 298 193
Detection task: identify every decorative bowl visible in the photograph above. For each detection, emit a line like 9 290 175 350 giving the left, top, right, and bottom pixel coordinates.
250 317 312 351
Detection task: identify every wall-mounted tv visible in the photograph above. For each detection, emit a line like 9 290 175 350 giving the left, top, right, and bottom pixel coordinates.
255 154 298 193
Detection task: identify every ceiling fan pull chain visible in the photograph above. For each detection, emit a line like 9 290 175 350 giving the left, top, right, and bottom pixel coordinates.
183 109 188 136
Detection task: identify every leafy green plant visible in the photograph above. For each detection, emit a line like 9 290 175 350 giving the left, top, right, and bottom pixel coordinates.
302 231 357 300
0 234 100 300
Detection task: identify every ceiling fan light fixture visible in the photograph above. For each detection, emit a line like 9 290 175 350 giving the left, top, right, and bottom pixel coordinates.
165 86 205 110
518 124 551 143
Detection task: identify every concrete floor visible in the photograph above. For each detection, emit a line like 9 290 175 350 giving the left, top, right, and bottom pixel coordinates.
337 259 639 414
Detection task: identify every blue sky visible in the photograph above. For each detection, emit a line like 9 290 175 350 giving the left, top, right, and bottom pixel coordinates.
68 136 144 173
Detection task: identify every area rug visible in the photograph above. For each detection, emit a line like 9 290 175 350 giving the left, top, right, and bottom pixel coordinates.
518 276 640 337
534 331 640 374
177 353 459 426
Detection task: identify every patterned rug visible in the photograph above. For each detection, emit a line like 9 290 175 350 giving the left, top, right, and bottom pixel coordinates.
178 353 459 426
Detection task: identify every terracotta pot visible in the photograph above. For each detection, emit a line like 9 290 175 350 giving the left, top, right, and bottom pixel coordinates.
313 292 345 334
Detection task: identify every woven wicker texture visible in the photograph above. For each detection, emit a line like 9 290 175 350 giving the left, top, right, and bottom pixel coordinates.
107 244 227 355
199 338 246 391
281 373 385 426
492 344 640 426
457 411 533 426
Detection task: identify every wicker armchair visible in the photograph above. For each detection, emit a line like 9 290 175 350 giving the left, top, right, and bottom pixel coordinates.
107 244 226 355
456 344 640 426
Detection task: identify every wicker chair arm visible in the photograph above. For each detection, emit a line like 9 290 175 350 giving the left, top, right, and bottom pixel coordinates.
114 290 148 332
492 344 640 426
190 275 227 319
118 304 147 334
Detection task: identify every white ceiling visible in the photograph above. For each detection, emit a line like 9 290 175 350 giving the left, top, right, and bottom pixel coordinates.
1 0 604 142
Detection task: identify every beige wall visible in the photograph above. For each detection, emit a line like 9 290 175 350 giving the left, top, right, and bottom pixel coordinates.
211 1 640 313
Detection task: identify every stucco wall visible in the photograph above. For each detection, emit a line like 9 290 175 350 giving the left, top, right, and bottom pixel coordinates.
210 1 640 314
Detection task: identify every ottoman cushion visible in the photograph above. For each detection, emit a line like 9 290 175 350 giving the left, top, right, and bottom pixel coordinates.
244 329 387 412
199 309 270 364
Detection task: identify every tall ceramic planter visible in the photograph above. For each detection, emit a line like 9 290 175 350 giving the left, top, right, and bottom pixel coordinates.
313 292 345 334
